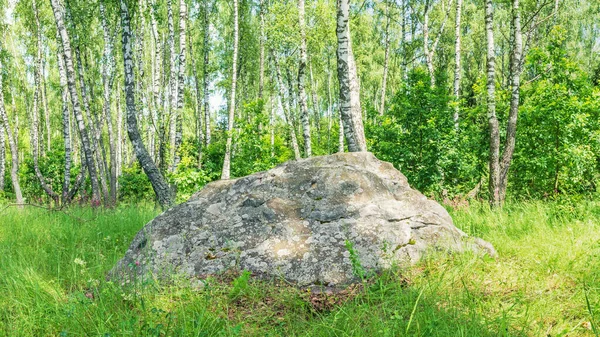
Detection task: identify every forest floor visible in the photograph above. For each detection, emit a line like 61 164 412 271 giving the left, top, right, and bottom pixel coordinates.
0 200 599 336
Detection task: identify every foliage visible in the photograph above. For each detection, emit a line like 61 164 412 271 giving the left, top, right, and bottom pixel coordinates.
511 27 600 198
231 99 283 178
20 145 85 203
367 68 483 196
118 164 154 204
169 139 211 203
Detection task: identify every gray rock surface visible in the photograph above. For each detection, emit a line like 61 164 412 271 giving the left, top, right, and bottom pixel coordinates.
111 152 495 286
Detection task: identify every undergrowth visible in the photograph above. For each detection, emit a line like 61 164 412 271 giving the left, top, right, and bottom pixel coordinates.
0 200 599 336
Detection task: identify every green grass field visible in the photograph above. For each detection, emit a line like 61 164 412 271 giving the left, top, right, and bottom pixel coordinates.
0 200 599 336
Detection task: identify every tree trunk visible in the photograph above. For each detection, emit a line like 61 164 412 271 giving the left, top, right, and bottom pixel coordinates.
203 3 211 147
56 39 73 204
309 61 320 144
221 0 239 180
101 2 117 205
150 0 163 164
173 0 187 170
423 0 435 86
0 57 24 204
0 107 4 192
401 0 407 79
498 0 522 202
297 0 312 157
136 0 152 168
269 96 275 156
273 51 301 160
120 0 174 209
379 0 390 116
190 35 204 168
167 0 178 169
41 60 51 153
75 44 110 203
258 0 266 100
116 84 123 180
338 112 344 153
336 0 367 152
423 0 452 87
327 66 333 153
485 0 501 207
453 0 462 129
33 0 59 204
51 0 101 206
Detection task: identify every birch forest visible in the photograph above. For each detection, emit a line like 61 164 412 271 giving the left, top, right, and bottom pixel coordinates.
4 1 600 336
0 0 599 208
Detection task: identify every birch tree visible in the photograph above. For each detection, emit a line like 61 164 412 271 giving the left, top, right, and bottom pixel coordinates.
423 0 452 87
297 0 312 157
258 0 266 99
150 0 163 164
32 0 59 203
498 0 522 202
487 0 523 206
173 0 187 170
336 0 367 152
101 2 117 205
50 0 101 206
453 0 462 129
221 0 239 180
167 0 178 168
379 0 390 116
485 0 501 206
273 51 301 160
202 1 211 147
0 57 23 204
120 0 174 209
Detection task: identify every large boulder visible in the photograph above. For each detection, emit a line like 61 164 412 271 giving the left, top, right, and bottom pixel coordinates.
111 152 495 286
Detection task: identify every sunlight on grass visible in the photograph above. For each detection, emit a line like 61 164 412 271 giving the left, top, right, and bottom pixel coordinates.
0 200 599 336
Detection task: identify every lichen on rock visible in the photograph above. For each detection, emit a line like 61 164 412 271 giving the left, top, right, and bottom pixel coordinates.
111 152 496 287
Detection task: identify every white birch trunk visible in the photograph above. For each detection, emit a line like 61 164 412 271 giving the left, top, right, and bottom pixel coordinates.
379 0 390 116
453 0 462 129
101 2 117 204
336 0 367 152
167 0 178 166
221 0 239 180
51 0 101 206
499 0 522 202
485 0 501 206
297 0 312 157
0 58 23 204
203 3 211 147
273 52 301 160
173 0 187 170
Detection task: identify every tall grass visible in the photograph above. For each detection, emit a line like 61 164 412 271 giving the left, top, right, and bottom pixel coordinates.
0 200 599 336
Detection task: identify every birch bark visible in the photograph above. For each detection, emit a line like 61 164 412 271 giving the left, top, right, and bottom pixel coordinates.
120 0 174 209
453 0 462 129
221 0 239 180
101 2 117 204
485 0 501 206
498 0 522 202
0 58 23 204
379 0 390 115
273 51 301 160
297 0 312 157
203 2 211 147
51 0 101 205
336 0 367 152
173 0 187 170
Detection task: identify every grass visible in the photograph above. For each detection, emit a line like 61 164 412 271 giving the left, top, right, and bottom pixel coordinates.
0 200 599 336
